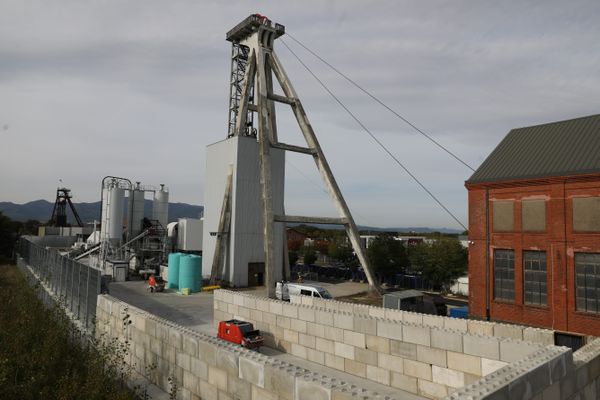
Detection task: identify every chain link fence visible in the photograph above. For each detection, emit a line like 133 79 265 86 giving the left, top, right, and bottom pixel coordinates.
17 237 101 329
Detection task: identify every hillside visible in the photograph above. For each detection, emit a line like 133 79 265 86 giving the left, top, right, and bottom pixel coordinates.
0 200 203 224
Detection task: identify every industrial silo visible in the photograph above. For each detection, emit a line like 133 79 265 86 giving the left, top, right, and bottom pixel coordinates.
130 182 145 238
100 184 109 241
152 184 169 228
107 184 125 243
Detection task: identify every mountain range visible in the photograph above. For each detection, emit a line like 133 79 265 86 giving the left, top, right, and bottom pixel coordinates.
0 199 462 233
0 199 203 224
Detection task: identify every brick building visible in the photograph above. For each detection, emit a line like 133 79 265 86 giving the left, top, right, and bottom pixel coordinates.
466 114 600 336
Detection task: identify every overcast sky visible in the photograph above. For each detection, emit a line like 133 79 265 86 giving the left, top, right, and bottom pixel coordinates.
1 1 599 229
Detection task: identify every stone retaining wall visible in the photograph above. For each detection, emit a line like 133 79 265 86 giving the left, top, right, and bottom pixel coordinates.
213 290 554 399
97 295 396 400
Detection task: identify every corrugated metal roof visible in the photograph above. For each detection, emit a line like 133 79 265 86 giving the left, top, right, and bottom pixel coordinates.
467 114 600 184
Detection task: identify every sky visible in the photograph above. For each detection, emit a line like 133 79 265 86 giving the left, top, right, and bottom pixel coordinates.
1 1 599 230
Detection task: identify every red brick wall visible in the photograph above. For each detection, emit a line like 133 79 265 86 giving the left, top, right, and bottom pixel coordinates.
467 176 600 336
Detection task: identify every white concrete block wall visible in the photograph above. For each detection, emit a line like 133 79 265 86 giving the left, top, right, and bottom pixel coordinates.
97 295 396 400
214 290 553 399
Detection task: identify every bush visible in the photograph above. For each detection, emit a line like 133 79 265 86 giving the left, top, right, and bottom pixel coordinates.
0 265 138 399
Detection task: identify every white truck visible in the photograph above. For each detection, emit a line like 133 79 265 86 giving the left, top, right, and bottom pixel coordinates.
275 282 333 301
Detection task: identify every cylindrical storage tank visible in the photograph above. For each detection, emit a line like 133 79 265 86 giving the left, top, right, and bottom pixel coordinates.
108 185 125 242
100 186 109 241
178 254 202 293
152 184 169 228
167 252 181 289
130 186 145 238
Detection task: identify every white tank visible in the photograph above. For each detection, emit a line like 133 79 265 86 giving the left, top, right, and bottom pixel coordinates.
107 185 125 241
130 184 145 237
152 184 169 228
100 186 109 241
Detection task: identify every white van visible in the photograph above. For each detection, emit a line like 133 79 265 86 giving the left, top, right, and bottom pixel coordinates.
275 282 333 301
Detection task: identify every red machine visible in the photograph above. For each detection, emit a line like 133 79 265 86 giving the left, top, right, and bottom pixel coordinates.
217 319 264 349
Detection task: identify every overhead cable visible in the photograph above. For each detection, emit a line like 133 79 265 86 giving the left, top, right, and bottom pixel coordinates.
286 33 475 172
280 39 468 231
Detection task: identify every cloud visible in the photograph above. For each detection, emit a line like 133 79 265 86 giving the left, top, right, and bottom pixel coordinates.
1 0 600 228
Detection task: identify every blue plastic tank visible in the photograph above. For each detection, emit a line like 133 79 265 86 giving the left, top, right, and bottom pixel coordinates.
179 254 202 293
167 252 181 289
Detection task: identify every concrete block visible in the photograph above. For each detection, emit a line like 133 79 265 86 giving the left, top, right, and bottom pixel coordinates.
344 359 366 378
343 330 365 348
549 351 570 382
367 306 385 319
282 303 298 319
523 327 554 346
334 342 355 360
391 372 418 394
190 356 208 380
403 312 423 325
284 329 299 344
366 335 390 354
183 336 198 357
228 376 252 400
239 357 264 388
264 364 294 400
325 353 345 371
216 348 239 375
315 337 335 354
422 314 444 328
290 318 307 333
431 328 463 353
355 348 378 366
418 379 448 399
262 312 277 326
404 359 432 380
353 317 377 336
403 324 431 346
481 358 508 376
447 351 482 376
198 379 218 400
177 351 191 371
333 313 353 330
366 365 390 385
249 309 263 322
432 365 465 388
299 333 315 349
500 339 541 362
467 320 494 336
417 345 447 367
444 317 468 332
391 340 417 360
295 377 331 400
183 369 198 393
494 323 523 340
277 315 291 329
463 334 500 360
316 310 334 326
323 326 344 342
269 302 283 315
307 322 325 338
307 347 325 365
168 327 183 351
233 293 245 306
378 353 404 373
252 385 278 400
237 306 250 319
291 343 308 359
377 320 403 341
384 308 404 321
198 340 217 366
208 365 227 391
256 298 271 312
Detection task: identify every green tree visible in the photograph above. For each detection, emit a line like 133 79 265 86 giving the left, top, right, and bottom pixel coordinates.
302 247 317 265
328 239 357 266
409 238 467 291
367 234 409 280
0 212 20 263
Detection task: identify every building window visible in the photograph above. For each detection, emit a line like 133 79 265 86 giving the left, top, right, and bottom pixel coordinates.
494 249 515 301
522 200 546 232
523 251 547 306
575 253 600 314
493 201 514 232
